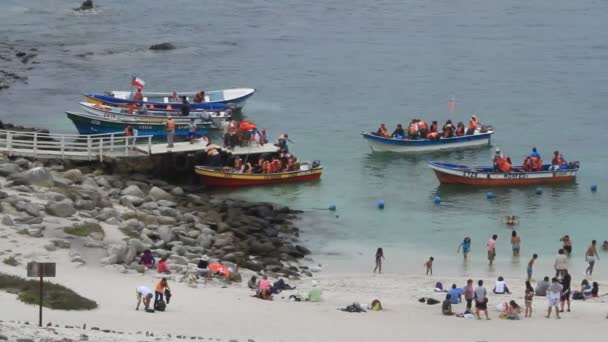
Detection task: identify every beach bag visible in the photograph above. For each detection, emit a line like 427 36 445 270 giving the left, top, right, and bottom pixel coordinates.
572 291 584 300
155 299 166 312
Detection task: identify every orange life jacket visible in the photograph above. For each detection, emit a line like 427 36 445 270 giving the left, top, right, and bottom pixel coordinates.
418 121 428 130
497 157 512 172
552 155 564 166
531 157 542 171
133 91 143 101
271 160 281 173
468 119 478 130
166 119 175 131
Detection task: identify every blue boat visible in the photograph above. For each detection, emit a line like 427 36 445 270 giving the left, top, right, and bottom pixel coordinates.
66 111 208 137
84 88 256 111
362 130 494 153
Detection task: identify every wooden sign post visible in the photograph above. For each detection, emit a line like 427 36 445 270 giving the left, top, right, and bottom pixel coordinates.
26 262 56 327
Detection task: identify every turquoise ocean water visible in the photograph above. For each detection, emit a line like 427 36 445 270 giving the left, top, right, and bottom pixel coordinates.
1 0 607 279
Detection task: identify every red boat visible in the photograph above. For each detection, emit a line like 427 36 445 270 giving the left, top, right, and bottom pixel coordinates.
195 163 323 187
428 161 579 186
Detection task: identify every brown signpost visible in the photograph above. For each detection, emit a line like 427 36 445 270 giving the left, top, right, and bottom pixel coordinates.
26 262 56 327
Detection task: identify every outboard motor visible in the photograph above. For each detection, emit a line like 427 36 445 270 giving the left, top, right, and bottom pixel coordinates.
312 160 321 168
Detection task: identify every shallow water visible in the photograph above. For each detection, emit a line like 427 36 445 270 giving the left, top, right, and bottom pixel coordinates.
1 0 607 279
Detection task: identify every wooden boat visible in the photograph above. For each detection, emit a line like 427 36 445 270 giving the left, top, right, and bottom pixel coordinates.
84 88 255 111
362 130 494 153
66 111 209 136
195 163 323 187
78 102 230 127
428 161 579 186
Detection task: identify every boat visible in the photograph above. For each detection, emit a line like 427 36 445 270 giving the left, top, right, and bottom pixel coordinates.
194 144 323 187
78 102 230 127
84 88 255 111
66 111 209 136
362 130 494 153
428 161 579 186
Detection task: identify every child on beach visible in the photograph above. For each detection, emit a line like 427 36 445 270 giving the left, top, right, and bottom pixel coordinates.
373 247 385 274
527 254 538 281
425 257 434 276
157 256 171 274
525 281 534 317
546 277 563 319
457 237 471 259
138 250 155 269
511 231 521 256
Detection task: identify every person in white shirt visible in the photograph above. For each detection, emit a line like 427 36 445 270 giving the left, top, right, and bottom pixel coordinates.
136 286 153 311
554 249 568 278
493 276 511 294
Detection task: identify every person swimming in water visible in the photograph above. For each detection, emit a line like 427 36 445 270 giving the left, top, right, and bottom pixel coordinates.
457 237 472 259
504 215 519 225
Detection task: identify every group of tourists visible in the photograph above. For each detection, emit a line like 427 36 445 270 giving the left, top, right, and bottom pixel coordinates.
493 147 571 173
230 152 302 174
223 119 269 149
135 277 172 313
248 275 319 303
374 115 482 140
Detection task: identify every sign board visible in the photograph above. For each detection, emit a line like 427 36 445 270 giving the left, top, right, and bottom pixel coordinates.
27 262 56 278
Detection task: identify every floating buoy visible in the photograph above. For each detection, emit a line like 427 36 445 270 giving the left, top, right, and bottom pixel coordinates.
591 185 598 192
328 204 336 211
377 200 385 209
486 192 494 199
434 196 441 204
536 187 543 195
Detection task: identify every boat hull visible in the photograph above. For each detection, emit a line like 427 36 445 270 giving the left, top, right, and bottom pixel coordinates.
428 162 578 186
362 132 493 153
195 166 323 187
66 111 208 137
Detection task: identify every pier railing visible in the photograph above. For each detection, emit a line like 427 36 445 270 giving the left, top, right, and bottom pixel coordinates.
0 130 153 161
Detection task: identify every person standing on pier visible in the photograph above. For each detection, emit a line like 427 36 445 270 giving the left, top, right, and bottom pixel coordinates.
166 116 175 148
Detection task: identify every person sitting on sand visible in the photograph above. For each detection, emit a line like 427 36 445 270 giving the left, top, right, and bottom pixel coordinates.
592 282 600 298
196 255 210 278
493 276 511 294
506 300 521 320
442 294 455 316
157 256 171 274
257 275 272 300
307 280 322 302
136 286 154 311
248 275 259 290
138 250 155 269
447 284 463 304
535 276 550 296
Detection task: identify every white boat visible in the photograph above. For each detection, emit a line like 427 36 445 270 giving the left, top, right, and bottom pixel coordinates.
361 130 494 153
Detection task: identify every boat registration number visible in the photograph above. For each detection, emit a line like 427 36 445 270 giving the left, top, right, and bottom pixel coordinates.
463 171 478 178
503 173 528 179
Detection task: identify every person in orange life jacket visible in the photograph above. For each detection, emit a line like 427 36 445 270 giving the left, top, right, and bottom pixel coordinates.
466 115 478 135
193 91 205 103
523 148 542 171
429 121 438 133
550 150 566 171
133 88 143 102
407 120 419 140
417 119 429 139
493 148 512 173
391 124 405 138
493 148 508 171
442 120 454 138
455 122 465 136
376 123 390 137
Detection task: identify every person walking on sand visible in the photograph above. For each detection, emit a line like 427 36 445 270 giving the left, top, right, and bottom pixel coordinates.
525 281 534 317
373 247 385 274
559 270 571 313
546 277 563 319
136 286 154 311
511 231 521 256
585 240 600 276
166 116 176 148
457 237 471 259
487 234 498 266
527 254 538 282
424 257 434 276
554 249 568 278
474 280 490 320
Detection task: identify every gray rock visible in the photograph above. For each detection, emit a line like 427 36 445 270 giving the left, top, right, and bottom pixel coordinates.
140 202 159 210
157 216 177 225
81 176 98 188
186 194 204 205
74 199 96 210
14 216 43 225
171 244 186 256
15 201 41 217
119 218 145 233
44 244 57 251
170 187 184 196
13 158 30 168
159 206 178 217
120 195 144 207
0 190 8 199
9 167 53 186
187 230 201 239
96 207 120 221
27 227 44 238
51 239 71 248
177 235 197 246
0 163 21 177
183 213 198 223
156 200 177 208
63 168 83 183
148 186 172 201
121 184 145 198
2 215 15 226
51 174 73 187
169 255 189 265
101 243 128 264
158 226 174 244
45 191 66 202
94 176 112 189
106 217 120 225
11 185 33 192
45 199 76 217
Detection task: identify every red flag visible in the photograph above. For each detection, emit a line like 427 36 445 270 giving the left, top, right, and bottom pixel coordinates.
131 76 145 88
448 96 455 113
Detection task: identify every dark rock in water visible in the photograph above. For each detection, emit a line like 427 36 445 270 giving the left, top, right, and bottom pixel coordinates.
149 42 176 51
80 0 94 10
15 52 26 58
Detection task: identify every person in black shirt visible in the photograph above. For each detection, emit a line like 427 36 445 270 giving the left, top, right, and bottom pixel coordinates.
560 270 571 312
181 97 191 116
196 255 209 278
391 124 405 138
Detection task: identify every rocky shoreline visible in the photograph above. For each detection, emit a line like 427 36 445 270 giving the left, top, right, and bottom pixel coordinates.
0 152 314 281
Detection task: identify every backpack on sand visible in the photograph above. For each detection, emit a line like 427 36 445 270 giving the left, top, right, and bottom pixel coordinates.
155 299 166 312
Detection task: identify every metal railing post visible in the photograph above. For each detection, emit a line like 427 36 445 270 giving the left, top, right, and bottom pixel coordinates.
33 132 38 157
148 135 152 155
99 138 104 162
87 136 92 161
7 131 12 156
61 136 65 159
110 133 115 152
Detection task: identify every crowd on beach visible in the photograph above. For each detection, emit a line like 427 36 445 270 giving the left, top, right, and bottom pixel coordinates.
374 232 608 320
373 115 487 140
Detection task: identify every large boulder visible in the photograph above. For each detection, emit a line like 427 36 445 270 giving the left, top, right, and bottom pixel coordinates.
2 215 15 226
121 185 145 198
156 200 177 208
120 195 144 207
0 163 21 177
9 167 53 186
159 206 178 218
148 187 172 201
101 243 128 265
45 199 76 217
158 226 174 244
63 169 83 183
119 219 145 234
96 207 120 222
15 201 42 217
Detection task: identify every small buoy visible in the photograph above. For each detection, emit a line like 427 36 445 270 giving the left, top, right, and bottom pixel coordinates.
328 204 336 211
434 196 441 204
377 200 385 209
536 187 543 195
486 191 494 199
591 185 598 192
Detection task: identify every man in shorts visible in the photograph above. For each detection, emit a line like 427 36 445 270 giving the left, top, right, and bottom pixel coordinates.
136 286 154 311
560 270 571 313
474 280 490 320
585 240 600 276
487 234 498 266
546 277 562 319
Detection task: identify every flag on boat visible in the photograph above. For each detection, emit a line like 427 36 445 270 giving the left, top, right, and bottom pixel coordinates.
448 96 455 113
131 76 145 88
